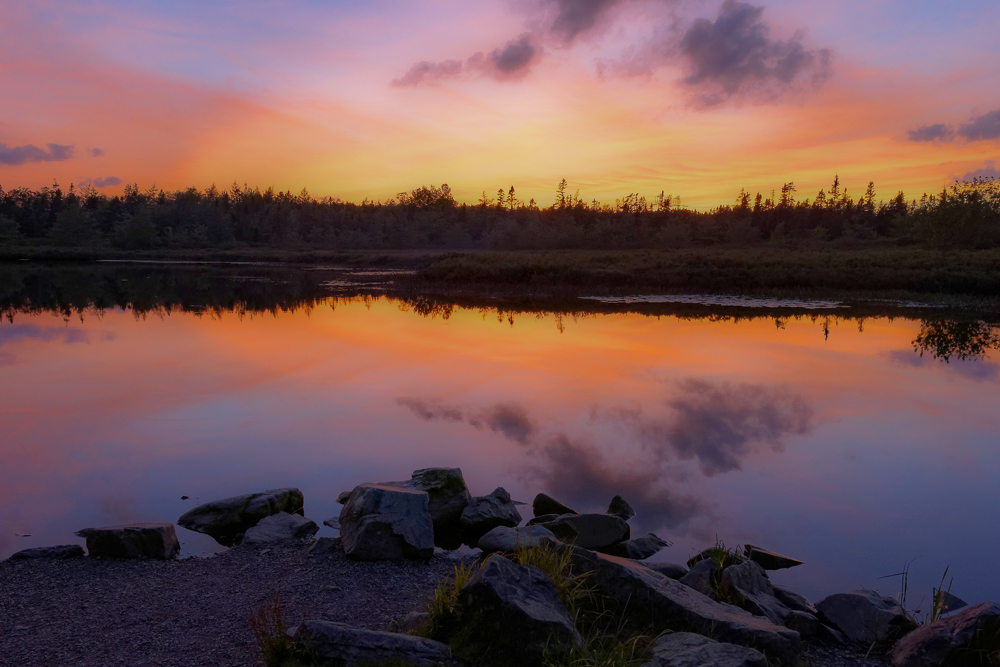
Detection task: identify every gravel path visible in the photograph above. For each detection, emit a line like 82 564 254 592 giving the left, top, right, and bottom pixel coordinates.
0 540 891 667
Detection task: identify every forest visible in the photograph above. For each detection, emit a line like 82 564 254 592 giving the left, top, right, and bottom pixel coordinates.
0 175 998 252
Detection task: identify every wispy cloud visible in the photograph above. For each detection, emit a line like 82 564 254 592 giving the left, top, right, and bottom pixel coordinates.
958 160 1000 182
908 109 1000 144
392 33 541 87
0 143 74 166
396 397 536 443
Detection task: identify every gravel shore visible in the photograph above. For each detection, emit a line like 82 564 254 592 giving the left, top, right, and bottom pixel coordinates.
0 540 890 667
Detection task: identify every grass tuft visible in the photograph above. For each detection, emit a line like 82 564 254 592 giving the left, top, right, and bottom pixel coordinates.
422 561 478 642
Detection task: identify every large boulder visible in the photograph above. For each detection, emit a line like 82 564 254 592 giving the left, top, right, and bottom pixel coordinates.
478 525 557 554
455 554 579 666
600 533 669 560
75 523 179 559
532 493 577 517
405 467 471 549
891 601 1000 667
744 544 803 571
8 545 85 561
242 512 319 544
641 632 768 667
567 547 800 664
293 621 451 667
460 487 522 544
607 495 636 521
543 513 630 550
816 590 915 646
721 561 818 637
177 488 303 544
339 484 434 561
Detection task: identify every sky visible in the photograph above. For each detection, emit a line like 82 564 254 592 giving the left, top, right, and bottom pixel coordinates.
1 0 999 207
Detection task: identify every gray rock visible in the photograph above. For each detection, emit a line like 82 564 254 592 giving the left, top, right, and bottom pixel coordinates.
890 601 1000 667
567 547 800 664
307 537 341 556
721 563 819 638
773 586 818 615
74 523 180 559
744 544 803 570
607 495 636 521
679 558 719 598
460 487 522 544
242 512 319 544
532 492 577 517
816 590 915 646
336 490 351 504
339 483 434 561
323 516 340 530
527 513 561 526
477 525 557 553
293 620 451 666
456 554 579 666
8 545 85 561
176 488 304 544
600 533 669 560
641 632 768 667
543 513 630 550
405 467 471 549
644 562 690 580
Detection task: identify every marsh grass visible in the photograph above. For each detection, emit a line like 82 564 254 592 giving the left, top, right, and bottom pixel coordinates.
247 593 305 667
421 561 478 641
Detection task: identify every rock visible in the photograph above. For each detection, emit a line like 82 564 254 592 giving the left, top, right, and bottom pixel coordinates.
74 523 180 559
815 623 849 647
744 544 803 571
477 525 557 553
816 590 916 646
323 516 340 530
567 546 800 664
336 491 352 504
641 632 768 667
177 488 304 544
773 586 818 615
8 545 85 561
398 611 430 635
293 620 451 667
721 562 819 638
455 554 579 665
242 512 319 544
600 533 669 560
405 467 471 549
890 601 1000 667
338 483 434 561
644 562 690 580
532 492 577 517
460 487 522 544
307 537 341 556
527 513 561 526
607 495 636 521
679 558 719 598
543 513 630 550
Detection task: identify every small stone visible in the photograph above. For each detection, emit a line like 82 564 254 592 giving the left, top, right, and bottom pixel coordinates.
599 533 669 560
607 495 635 521
477 525 558 553
8 545 85 561
532 493 577 517
181 496 189 500
243 512 319 544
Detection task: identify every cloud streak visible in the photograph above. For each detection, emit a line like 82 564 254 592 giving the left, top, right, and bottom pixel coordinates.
908 109 1000 144
0 143 74 166
392 34 540 87
549 0 623 43
396 397 536 443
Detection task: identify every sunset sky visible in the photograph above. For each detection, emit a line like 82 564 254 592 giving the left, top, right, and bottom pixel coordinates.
1 0 999 207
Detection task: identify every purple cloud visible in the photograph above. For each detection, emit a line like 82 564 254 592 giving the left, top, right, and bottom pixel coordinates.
0 143 74 166
958 109 1000 142
908 123 955 143
88 147 106 157
391 59 463 87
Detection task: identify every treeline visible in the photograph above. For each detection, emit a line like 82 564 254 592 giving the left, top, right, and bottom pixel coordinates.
0 175 998 252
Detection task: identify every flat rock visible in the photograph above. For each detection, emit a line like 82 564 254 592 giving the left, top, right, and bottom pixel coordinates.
293 620 451 667
891 601 1000 667
600 533 669 560
460 487 522 544
532 492 577 517
8 545 85 561
176 488 304 544
543 513 629 550
339 483 434 561
744 544 803 570
567 546 800 664
816 590 915 646
74 523 180 560
607 495 636 521
456 554 579 666
477 525 557 553
405 467 471 549
641 632 768 667
323 516 340 530
242 512 319 544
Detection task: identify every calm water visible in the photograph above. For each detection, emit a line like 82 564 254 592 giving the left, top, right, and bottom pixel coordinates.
2 263 999 609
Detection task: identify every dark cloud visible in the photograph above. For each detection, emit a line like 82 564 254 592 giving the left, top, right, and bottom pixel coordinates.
959 161 1000 182
391 59 463 87
907 123 955 143
678 0 831 105
550 0 622 43
88 147 105 158
887 350 999 383
93 176 122 188
396 397 536 443
0 142 74 166
958 109 1000 142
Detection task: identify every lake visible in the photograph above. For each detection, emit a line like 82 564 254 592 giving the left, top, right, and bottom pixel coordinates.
2 262 999 610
